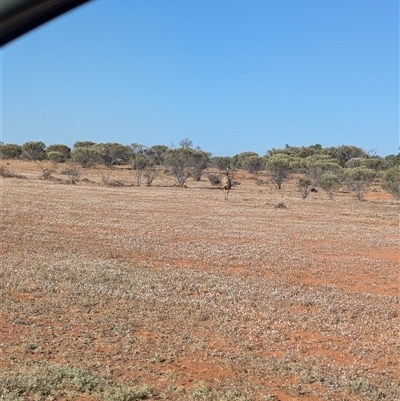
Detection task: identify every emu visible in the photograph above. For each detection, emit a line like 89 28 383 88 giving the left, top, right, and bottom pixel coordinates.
221 167 232 200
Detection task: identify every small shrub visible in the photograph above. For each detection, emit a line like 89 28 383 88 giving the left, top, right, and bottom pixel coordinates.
0 166 26 179
297 177 312 199
38 164 55 180
275 202 287 209
381 166 400 199
107 180 125 187
65 163 81 184
319 171 341 199
344 167 376 201
47 151 66 164
143 167 157 186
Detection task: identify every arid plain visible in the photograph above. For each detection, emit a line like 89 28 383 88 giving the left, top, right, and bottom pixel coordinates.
1 161 399 401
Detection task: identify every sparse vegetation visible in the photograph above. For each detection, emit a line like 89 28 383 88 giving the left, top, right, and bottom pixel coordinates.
303 154 341 186
0 165 26 179
297 177 312 199
345 167 376 201
381 166 400 199
164 147 194 186
242 155 265 176
319 171 341 199
265 153 294 189
64 163 81 184
0 143 22 159
21 141 47 161
1 152 398 401
0 364 155 400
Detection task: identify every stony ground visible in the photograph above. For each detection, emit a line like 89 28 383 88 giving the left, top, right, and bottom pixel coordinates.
1 161 399 400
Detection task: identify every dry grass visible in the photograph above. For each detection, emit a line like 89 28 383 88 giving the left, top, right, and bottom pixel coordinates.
1 160 399 401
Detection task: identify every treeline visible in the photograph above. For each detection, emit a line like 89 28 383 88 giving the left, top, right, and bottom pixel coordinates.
1 140 399 168
1 139 400 199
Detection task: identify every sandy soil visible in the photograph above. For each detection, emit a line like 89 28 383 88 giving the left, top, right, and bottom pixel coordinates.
1 160 399 400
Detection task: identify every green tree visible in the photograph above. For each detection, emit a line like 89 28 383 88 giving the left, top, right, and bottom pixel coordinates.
164 147 194 186
304 154 341 185
73 140 97 149
0 143 22 159
47 151 66 164
297 177 312 199
242 155 265 175
266 143 322 158
345 157 383 171
178 138 193 149
319 171 341 199
381 166 400 199
46 144 71 161
71 147 102 168
97 142 131 167
190 150 211 181
232 151 259 169
344 167 376 201
265 153 296 189
211 156 232 171
146 145 169 165
129 143 148 186
21 141 46 160
323 145 367 167
383 153 400 169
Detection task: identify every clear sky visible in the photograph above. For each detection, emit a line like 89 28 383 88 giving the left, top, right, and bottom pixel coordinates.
1 0 398 157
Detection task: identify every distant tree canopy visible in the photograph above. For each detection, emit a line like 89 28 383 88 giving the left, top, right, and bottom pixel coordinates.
211 156 232 171
71 146 102 168
265 144 372 167
146 145 169 165
266 143 323 158
21 141 46 161
73 140 96 149
344 167 376 201
384 153 400 169
163 140 210 185
46 144 71 161
190 149 211 181
232 151 259 169
3 140 399 177
0 143 22 159
164 147 195 186
265 153 297 189
96 142 131 167
302 154 341 186
381 166 400 199
242 155 265 175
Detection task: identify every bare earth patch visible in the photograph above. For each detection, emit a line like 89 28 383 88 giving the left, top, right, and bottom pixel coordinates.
1 161 399 400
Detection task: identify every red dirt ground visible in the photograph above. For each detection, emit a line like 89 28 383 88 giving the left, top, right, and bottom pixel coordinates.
1 161 399 400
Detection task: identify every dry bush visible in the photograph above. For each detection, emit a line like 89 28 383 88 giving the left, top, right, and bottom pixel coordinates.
208 173 221 185
64 163 81 184
38 164 55 180
107 179 125 187
0 165 26 179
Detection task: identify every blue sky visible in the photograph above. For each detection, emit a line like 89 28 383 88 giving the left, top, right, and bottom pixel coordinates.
1 0 398 157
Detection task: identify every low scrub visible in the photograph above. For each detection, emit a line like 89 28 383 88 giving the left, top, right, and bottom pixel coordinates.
0 165 26 179
0 364 155 401
381 166 400 199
